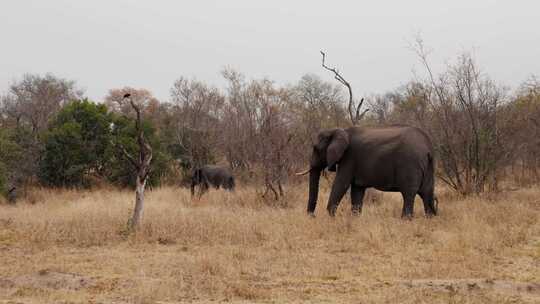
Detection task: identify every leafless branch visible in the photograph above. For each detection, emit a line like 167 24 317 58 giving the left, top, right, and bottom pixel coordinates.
121 143 139 170
320 51 367 125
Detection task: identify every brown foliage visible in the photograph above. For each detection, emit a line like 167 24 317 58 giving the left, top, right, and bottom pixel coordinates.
2 73 83 135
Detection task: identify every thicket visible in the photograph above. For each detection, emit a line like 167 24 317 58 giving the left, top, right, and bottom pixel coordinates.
1 52 539 199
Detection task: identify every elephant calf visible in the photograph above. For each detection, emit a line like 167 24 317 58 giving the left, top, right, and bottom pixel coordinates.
191 165 235 197
298 125 437 219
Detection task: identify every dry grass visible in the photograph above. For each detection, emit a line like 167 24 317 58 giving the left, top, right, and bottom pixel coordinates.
0 182 539 303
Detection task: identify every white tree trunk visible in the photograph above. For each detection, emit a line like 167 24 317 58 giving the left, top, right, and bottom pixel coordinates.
121 94 153 231
130 174 146 229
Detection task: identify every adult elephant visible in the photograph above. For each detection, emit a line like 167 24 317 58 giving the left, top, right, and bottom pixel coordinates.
191 165 235 197
297 125 437 218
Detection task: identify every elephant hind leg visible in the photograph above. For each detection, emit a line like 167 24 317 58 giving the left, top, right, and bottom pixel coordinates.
400 191 416 219
228 177 236 191
418 190 437 217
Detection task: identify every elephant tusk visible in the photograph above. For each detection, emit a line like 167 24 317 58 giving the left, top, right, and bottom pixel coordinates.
295 168 311 176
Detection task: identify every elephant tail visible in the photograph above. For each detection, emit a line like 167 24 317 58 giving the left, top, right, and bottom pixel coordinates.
422 152 435 193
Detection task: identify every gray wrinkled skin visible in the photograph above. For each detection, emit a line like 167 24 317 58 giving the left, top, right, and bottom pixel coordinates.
306 125 437 219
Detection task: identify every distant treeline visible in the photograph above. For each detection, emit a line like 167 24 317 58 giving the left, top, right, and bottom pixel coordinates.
1 52 539 199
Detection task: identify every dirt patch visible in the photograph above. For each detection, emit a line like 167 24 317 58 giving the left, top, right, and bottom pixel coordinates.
401 278 540 300
0 269 95 291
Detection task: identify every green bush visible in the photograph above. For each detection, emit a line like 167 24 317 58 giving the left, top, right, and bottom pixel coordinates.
0 129 23 197
35 99 172 188
39 99 114 187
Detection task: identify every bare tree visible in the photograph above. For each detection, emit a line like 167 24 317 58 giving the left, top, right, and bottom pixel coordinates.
293 74 347 133
320 51 368 125
0 74 81 190
221 69 258 170
5 73 83 136
411 37 512 194
170 77 224 168
370 82 430 128
508 76 540 183
218 70 304 198
257 92 295 201
117 94 153 230
105 87 160 117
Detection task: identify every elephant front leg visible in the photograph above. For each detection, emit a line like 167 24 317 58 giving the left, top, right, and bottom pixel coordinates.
350 184 366 215
326 172 352 216
190 183 196 197
198 181 209 198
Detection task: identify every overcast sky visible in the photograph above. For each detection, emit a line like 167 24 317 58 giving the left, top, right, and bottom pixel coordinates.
1 0 539 101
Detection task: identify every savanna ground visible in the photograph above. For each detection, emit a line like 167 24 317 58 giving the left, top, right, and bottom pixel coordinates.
0 181 539 303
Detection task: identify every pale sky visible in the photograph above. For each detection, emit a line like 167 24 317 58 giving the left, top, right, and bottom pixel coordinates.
1 0 539 101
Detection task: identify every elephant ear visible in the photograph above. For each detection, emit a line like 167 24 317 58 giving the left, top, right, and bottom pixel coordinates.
326 129 349 171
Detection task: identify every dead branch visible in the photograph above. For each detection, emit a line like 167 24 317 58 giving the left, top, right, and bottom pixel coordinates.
119 93 153 230
120 144 139 170
320 51 368 125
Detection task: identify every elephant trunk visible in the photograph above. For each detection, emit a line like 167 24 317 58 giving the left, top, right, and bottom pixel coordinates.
307 168 322 214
